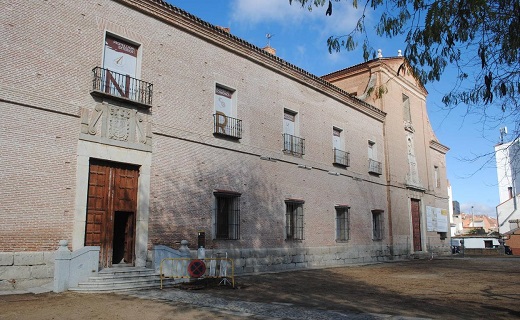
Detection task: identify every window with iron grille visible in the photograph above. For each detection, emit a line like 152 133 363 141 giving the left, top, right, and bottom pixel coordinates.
214 191 240 240
285 200 304 240
372 210 383 240
336 206 350 241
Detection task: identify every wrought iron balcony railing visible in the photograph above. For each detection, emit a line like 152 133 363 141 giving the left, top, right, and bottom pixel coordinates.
283 133 305 156
92 67 153 106
333 148 350 167
213 113 242 139
368 158 382 175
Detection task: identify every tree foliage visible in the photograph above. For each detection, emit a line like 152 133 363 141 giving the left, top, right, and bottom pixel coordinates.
290 0 520 140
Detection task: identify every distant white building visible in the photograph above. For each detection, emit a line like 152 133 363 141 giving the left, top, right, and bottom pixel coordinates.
448 186 463 236
495 137 520 234
452 236 501 249
448 183 455 236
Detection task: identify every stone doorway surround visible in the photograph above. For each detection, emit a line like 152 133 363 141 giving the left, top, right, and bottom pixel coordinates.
73 139 151 268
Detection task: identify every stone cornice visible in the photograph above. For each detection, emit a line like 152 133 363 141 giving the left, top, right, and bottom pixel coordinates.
430 140 450 154
116 0 386 122
322 57 428 96
378 59 428 96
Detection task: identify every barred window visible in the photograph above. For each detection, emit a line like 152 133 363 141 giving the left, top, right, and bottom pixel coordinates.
372 210 383 240
214 191 240 240
336 206 350 241
285 200 304 240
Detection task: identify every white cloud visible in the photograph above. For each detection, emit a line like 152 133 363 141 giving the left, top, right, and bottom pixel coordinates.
228 0 381 74
460 203 496 216
230 0 308 25
230 0 364 32
319 3 367 36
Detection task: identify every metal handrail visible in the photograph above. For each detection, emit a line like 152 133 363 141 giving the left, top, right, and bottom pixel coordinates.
92 67 153 106
368 158 382 174
333 148 350 167
213 114 242 139
283 133 305 156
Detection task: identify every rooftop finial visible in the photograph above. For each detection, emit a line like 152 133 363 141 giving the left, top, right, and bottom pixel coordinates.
266 33 274 47
377 49 382 58
500 127 508 144
263 34 276 56
398 49 402 57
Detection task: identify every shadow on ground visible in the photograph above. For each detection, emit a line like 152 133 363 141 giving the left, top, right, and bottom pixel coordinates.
186 257 520 319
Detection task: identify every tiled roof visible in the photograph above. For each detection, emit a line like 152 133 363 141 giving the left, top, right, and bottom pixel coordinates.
130 0 386 120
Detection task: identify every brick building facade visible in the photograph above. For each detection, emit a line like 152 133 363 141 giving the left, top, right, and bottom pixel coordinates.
1 0 450 285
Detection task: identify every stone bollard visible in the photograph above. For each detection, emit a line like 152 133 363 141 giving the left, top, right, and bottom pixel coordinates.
53 240 71 293
179 240 190 257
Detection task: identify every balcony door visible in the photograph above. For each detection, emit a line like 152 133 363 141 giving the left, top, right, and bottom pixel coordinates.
283 110 296 136
85 159 139 268
283 110 299 154
102 35 138 99
214 86 234 135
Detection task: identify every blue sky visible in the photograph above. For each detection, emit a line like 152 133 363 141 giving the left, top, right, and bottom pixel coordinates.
167 0 514 216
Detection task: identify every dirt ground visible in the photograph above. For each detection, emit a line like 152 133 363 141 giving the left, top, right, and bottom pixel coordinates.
1 257 519 320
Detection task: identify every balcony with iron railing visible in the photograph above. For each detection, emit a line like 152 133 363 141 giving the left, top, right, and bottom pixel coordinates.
213 113 242 139
283 133 305 157
333 148 350 167
91 67 153 107
368 158 382 175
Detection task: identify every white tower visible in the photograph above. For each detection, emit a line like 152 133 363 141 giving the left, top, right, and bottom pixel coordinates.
495 129 520 233
495 133 520 203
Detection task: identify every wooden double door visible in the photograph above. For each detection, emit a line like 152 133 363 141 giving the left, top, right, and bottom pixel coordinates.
85 159 139 268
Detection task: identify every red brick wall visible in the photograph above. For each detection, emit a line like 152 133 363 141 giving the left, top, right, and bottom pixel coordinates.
1 0 450 259
0 104 78 251
506 233 520 255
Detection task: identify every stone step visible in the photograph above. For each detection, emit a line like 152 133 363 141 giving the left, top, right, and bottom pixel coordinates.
86 272 159 282
69 267 178 292
69 280 175 292
94 267 156 278
98 266 156 275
